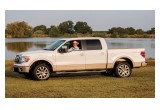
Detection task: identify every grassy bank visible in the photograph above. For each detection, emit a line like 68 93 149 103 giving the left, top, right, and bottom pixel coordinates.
5 59 155 98
6 33 155 38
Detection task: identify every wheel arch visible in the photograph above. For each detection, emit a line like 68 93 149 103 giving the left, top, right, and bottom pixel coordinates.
113 57 134 68
29 60 54 73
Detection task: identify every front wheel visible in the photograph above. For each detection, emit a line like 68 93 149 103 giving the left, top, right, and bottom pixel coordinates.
114 62 132 78
32 63 51 80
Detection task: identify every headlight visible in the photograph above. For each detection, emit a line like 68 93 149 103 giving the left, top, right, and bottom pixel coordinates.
20 56 30 63
15 54 30 63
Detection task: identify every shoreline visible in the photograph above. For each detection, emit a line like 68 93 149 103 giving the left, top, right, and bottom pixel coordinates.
5 36 155 39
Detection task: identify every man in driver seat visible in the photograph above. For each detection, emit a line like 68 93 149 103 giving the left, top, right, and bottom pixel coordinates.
68 41 79 51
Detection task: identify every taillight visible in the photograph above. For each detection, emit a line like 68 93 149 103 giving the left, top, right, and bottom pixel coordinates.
140 51 146 58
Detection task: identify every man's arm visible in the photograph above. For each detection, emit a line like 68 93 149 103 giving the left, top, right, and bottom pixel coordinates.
68 47 73 52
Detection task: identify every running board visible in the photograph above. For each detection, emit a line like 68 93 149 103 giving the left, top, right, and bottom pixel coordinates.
56 70 106 74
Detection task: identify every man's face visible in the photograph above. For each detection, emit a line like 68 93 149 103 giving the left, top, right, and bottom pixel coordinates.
73 43 78 47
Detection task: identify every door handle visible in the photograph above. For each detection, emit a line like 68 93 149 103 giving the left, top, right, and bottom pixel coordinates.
79 53 84 56
100 52 104 55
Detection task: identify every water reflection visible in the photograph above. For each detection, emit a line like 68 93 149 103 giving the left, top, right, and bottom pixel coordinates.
34 43 47 48
108 42 143 49
6 42 48 52
6 42 33 52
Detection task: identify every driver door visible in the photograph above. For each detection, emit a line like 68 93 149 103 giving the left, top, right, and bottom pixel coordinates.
55 40 85 71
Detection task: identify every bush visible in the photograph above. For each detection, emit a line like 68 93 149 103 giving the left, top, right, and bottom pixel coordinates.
143 34 148 38
49 26 60 37
92 32 106 37
111 32 119 38
120 34 129 38
32 30 48 37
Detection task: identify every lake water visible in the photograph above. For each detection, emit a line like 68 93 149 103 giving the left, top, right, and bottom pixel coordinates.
5 38 155 60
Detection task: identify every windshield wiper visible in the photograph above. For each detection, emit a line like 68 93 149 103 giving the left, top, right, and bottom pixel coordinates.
43 49 49 50
43 48 54 51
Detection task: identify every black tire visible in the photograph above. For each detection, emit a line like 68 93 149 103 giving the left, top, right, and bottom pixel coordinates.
114 62 132 78
32 63 51 80
24 73 32 79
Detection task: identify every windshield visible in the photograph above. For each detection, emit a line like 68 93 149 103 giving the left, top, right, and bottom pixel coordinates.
44 40 66 50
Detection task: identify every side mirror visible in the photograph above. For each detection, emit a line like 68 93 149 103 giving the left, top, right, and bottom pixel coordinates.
59 46 68 53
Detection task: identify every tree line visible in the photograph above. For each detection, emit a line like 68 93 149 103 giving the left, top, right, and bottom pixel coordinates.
107 27 155 38
5 21 155 38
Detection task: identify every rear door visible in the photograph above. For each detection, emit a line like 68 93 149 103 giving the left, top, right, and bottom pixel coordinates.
84 39 107 70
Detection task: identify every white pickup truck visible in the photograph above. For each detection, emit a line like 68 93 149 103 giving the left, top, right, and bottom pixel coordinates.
13 37 147 80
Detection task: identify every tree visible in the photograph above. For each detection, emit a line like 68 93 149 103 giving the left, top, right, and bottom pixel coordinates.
146 28 155 34
108 27 127 34
45 28 50 35
5 21 32 38
107 27 115 34
74 21 92 34
32 30 45 37
33 30 44 35
135 29 144 35
58 20 74 34
125 27 135 35
49 26 60 37
111 32 119 38
33 25 47 34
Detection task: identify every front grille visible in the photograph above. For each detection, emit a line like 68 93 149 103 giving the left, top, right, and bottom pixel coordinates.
15 55 21 63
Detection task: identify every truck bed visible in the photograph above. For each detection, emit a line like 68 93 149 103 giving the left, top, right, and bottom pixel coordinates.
107 48 146 68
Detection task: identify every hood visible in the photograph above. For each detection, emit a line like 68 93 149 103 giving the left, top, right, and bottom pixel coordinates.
18 50 54 56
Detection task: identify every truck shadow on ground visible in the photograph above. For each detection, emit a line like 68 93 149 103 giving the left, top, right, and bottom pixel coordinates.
5 71 114 80
51 72 107 78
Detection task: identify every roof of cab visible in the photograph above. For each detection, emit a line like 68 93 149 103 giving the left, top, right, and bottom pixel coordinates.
60 37 103 41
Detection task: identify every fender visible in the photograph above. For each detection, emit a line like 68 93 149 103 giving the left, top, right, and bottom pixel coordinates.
29 58 55 71
112 55 134 68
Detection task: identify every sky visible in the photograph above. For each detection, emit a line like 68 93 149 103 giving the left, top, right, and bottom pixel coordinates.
5 10 155 31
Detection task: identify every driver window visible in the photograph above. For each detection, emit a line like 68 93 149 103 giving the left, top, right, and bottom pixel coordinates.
62 40 82 51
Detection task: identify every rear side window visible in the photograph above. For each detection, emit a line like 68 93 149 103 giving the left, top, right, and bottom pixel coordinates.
85 40 102 50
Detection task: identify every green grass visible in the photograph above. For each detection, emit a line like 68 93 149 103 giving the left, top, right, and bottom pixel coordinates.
5 59 155 98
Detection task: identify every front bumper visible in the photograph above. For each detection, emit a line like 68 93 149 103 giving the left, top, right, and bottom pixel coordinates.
141 62 147 67
13 65 30 73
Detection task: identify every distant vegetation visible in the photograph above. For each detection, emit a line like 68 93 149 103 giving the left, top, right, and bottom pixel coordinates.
5 21 32 38
5 21 155 38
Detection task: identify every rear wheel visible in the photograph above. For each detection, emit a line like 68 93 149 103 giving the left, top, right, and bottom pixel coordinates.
114 62 132 78
32 63 51 80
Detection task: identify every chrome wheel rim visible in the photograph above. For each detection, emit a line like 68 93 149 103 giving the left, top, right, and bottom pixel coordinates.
118 64 130 77
36 66 49 79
